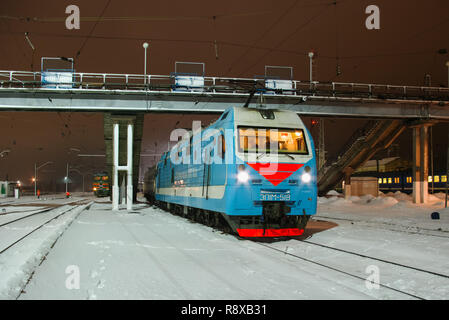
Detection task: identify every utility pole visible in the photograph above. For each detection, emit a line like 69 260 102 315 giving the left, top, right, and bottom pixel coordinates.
446 123 449 208
446 61 449 88
34 163 37 196
66 163 69 194
34 161 53 196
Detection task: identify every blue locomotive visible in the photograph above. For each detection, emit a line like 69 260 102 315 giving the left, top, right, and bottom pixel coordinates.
144 107 317 237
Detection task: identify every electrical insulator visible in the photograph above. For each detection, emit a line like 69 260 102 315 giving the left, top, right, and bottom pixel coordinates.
336 64 341 76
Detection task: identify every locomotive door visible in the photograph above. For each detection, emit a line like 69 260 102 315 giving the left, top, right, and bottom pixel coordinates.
202 151 211 200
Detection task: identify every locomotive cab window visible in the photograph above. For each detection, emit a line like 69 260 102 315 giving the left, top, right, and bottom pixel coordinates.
238 127 308 155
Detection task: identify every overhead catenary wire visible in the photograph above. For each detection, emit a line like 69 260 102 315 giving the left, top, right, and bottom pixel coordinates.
75 0 112 60
236 3 333 77
1 30 440 62
0 2 339 24
224 0 302 76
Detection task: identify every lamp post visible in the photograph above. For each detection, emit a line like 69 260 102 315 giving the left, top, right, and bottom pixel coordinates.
143 42 149 85
0 149 10 158
34 161 53 196
65 163 69 194
69 168 85 194
308 51 314 83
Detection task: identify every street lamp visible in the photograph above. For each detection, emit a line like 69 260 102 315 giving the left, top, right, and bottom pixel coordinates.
0 149 11 158
308 51 314 83
69 168 85 194
143 42 149 85
34 161 53 196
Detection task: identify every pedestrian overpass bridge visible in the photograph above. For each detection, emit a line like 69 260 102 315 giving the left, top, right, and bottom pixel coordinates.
0 70 448 119
1 70 448 206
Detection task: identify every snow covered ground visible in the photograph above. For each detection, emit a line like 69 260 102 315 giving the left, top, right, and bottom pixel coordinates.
0 191 448 300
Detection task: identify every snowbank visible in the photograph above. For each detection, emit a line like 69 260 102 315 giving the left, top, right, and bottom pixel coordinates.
0 204 90 299
326 190 341 196
366 196 398 207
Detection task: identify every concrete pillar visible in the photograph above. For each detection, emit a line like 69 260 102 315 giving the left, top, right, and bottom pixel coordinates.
111 120 134 211
412 125 429 204
113 123 120 210
343 169 353 199
126 123 134 211
104 114 144 204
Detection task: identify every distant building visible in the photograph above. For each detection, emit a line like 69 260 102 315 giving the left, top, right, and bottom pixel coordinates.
0 181 20 197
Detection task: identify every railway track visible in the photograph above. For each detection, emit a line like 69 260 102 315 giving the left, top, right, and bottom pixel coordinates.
145 204 448 299
300 239 449 279
12 200 93 300
0 199 92 255
251 234 449 300
316 215 449 239
255 241 427 299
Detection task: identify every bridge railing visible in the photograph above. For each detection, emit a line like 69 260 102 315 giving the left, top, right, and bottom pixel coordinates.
1 70 448 101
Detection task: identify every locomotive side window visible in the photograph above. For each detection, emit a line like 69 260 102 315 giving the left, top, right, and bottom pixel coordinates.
434 176 440 183
238 127 308 155
442 176 447 183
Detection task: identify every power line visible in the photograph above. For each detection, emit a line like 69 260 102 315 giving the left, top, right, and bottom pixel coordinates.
0 10 277 23
236 3 333 77
1 29 441 62
75 0 112 60
224 0 301 76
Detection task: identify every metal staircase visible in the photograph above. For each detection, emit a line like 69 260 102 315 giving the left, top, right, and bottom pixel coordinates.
317 119 408 196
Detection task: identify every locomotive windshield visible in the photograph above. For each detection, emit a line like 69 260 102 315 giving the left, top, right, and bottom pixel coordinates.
238 127 308 155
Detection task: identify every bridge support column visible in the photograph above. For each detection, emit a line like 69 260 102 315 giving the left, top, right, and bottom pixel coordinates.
343 168 353 199
105 114 143 211
412 125 430 204
112 121 134 211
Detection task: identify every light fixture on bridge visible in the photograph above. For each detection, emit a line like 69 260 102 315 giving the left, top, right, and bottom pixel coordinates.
143 42 149 85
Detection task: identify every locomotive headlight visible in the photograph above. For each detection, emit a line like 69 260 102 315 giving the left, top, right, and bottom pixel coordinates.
237 171 250 183
301 173 312 183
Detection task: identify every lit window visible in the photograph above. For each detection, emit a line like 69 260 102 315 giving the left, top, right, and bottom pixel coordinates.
406 177 412 183
238 127 308 155
442 176 447 183
394 177 400 184
378 178 382 184
428 176 432 183
388 178 392 184
383 178 387 184
434 176 440 183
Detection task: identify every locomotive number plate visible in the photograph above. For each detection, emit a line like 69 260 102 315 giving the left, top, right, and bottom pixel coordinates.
260 190 291 201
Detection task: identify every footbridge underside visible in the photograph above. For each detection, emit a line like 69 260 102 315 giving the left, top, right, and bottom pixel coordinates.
0 87 449 120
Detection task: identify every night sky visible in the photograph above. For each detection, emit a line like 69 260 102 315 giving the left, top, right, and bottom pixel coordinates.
0 0 448 192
